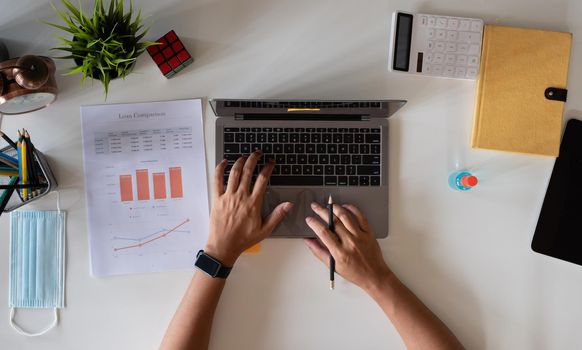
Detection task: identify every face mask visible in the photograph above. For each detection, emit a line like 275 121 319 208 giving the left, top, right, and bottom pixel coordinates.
8 193 66 337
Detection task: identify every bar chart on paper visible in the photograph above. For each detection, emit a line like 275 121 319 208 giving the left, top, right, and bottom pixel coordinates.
118 167 184 202
81 99 209 276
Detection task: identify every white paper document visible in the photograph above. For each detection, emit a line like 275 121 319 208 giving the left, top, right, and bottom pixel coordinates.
81 99 209 277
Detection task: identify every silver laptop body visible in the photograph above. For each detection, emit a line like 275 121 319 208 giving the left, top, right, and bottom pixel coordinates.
210 99 406 238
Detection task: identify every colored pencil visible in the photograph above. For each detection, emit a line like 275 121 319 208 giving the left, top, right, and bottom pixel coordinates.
0 152 18 166
0 176 19 214
0 183 47 190
0 170 19 177
21 134 28 199
0 130 17 150
24 130 38 187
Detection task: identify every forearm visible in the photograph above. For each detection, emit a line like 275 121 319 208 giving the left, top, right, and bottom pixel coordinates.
366 272 464 350
160 272 226 350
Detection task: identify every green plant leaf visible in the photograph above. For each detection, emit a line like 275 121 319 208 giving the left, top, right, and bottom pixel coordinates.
63 65 85 76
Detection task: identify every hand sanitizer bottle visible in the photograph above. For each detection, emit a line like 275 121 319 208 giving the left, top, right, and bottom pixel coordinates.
449 171 478 191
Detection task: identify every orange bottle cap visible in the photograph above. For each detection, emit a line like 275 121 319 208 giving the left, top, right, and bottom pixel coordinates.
461 175 478 188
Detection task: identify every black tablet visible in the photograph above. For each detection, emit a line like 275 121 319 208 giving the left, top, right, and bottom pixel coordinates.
532 119 582 265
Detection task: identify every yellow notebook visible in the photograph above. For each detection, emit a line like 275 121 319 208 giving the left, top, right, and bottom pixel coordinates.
471 25 572 156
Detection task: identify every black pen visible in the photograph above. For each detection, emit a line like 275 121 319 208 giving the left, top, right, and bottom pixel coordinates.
328 194 335 290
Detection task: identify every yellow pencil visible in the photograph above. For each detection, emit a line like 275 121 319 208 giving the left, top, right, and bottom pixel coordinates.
21 135 28 199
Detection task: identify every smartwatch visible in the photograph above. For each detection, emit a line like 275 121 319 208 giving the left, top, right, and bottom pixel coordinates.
194 250 232 278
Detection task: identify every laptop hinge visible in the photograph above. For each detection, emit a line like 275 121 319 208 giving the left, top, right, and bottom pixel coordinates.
234 114 370 121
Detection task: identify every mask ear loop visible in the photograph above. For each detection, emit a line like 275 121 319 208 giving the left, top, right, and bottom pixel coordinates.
9 190 64 336
9 308 58 337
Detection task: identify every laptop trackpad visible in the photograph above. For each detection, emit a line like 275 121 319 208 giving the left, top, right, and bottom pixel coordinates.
262 188 334 237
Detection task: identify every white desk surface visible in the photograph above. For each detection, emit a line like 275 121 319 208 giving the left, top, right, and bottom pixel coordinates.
1 0 582 349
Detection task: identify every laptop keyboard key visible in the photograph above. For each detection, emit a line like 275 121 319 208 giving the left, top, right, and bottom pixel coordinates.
268 133 277 142
235 133 245 142
352 155 362 164
287 154 297 164
371 176 380 186
349 176 358 185
246 133 256 143
224 144 239 153
359 176 370 186
308 155 318 164
276 155 285 164
284 144 294 153
325 165 335 175
292 165 302 175
330 155 340 164
349 145 359 153
306 144 316 153
363 155 380 164
322 134 332 143
273 144 283 153
325 176 338 186
303 165 313 174
295 144 305 153
319 155 329 164
314 165 323 175
317 144 326 153
347 165 356 175
338 176 348 186
224 154 241 162
371 144 380 154
278 134 288 143
281 165 291 174
270 176 323 186
341 155 351 164
357 166 380 175
339 144 348 153
366 134 381 143
241 144 251 153
224 133 234 142
336 165 345 175
298 154 307 164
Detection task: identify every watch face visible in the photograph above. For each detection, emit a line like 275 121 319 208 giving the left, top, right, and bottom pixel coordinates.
195 253 221 277
0 92 56 114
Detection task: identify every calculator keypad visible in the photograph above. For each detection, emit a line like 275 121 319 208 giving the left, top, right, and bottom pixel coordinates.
418 14 483 79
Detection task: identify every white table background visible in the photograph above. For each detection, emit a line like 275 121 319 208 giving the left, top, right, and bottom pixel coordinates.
1 0 581 349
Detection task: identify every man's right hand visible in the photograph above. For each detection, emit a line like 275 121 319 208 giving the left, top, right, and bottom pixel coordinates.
303 202 392 293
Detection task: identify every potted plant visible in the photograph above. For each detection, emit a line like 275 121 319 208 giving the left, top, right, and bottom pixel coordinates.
47 0 157 97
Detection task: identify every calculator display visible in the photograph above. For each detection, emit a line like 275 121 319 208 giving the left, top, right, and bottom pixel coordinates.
393 13 413 71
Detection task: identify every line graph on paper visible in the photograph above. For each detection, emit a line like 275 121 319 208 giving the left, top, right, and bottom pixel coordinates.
111 218 192 254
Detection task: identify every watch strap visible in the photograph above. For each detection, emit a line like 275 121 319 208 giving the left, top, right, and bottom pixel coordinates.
196 250 232 279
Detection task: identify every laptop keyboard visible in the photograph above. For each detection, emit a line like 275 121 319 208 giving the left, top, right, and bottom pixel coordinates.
223 127 382 186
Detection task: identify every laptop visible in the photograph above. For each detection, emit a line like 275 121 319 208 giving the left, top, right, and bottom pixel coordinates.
210 99 406 238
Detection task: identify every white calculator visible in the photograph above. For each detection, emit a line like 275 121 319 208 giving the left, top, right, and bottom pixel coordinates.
388 11 484 80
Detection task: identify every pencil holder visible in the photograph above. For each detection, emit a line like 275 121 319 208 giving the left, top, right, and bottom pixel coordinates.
1 146 58 212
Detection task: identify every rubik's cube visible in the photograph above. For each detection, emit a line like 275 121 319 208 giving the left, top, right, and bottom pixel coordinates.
147 30 193 78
